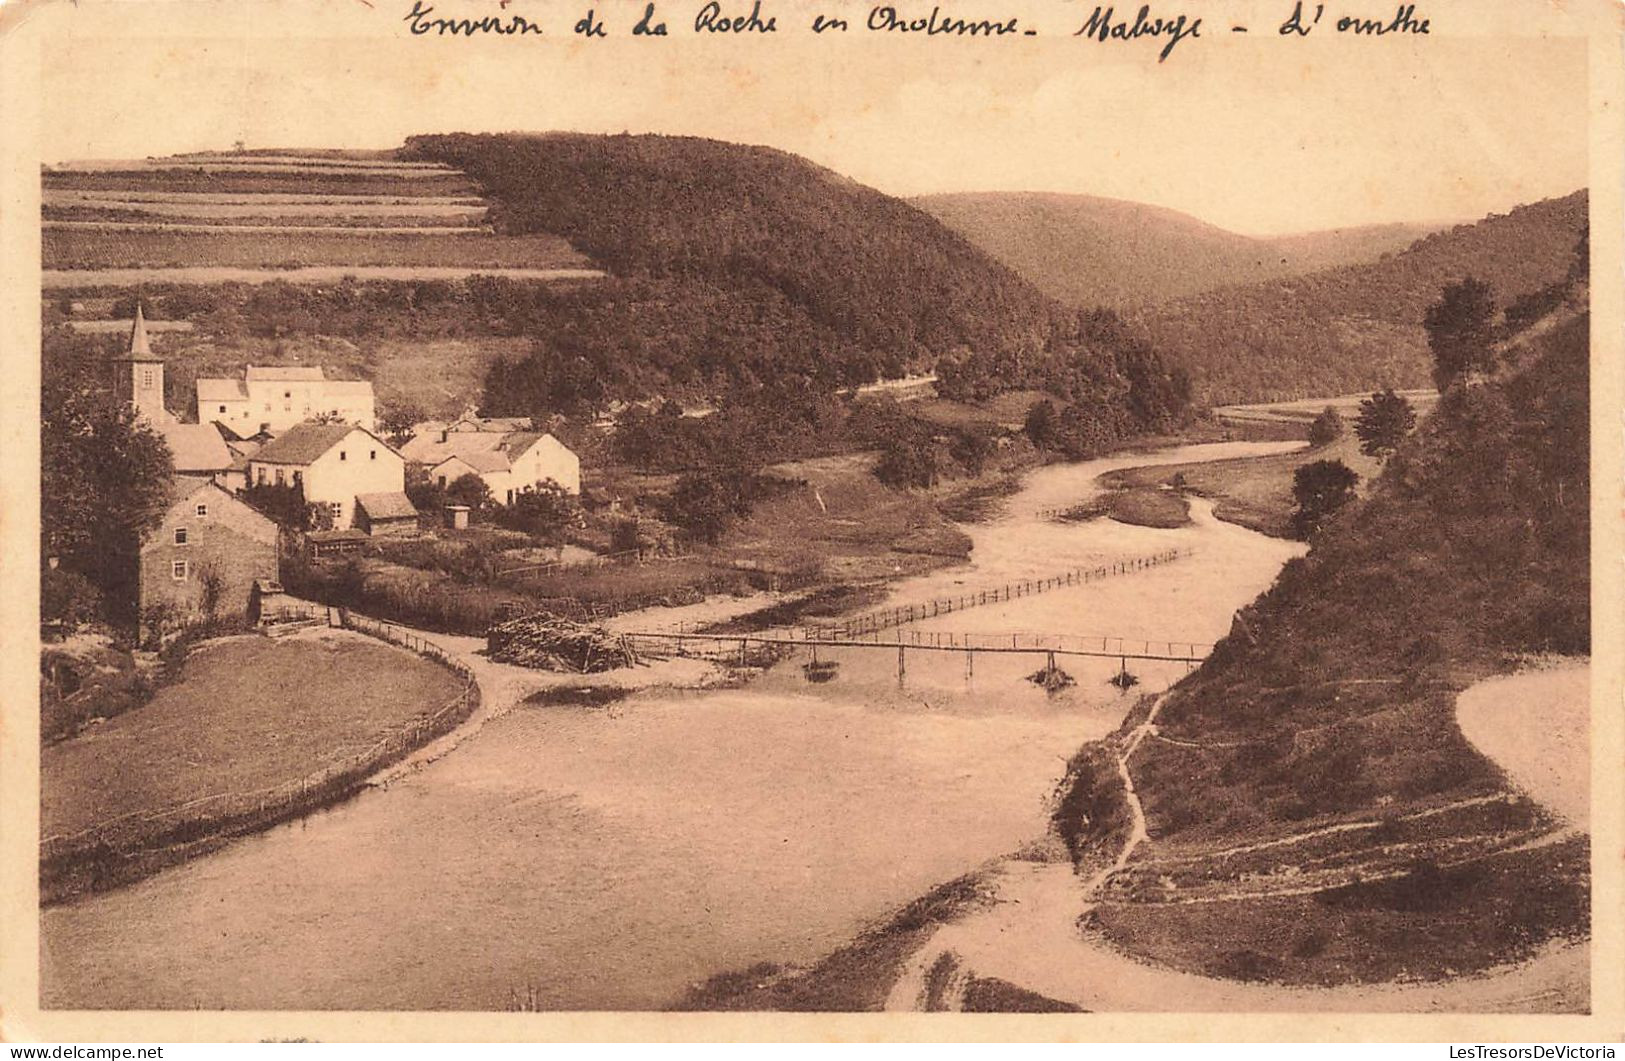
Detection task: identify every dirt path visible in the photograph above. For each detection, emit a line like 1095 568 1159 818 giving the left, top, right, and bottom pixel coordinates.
882 672 1591 1013
882 858 1585 1012
1456 659 1589 825
275 607 727 788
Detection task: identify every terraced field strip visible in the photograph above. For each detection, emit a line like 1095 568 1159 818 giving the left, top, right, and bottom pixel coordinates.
170 154 452 169
44 229 590 271
44 174 481 196
1103 825 1577 907
45 192 484 206
45 221 490 235
52 160 458 176
44 266 607 287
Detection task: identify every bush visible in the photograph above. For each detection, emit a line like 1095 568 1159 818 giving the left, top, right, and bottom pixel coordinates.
494 480 578 542
1308 406 1345 446
41 565 104 630
873 434 939 490
1355 388 1417 462
1290 459 1359 539
666 470 758 544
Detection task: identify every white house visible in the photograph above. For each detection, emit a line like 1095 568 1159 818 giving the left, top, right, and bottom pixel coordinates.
247 422 410 530
196 365 376 433
406 429 581 503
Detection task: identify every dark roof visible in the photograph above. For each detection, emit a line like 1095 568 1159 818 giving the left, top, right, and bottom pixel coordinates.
356 491 418 521
251 422 388 465
167 475 217 506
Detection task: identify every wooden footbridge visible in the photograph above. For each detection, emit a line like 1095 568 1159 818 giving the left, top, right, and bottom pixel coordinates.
621 546 1214 678
625 627 1212 665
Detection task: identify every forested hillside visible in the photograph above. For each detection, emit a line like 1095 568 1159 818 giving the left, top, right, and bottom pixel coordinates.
1088 262 1591 984
1132 192 1587 404
914 192 1435 310
402 132 1191 446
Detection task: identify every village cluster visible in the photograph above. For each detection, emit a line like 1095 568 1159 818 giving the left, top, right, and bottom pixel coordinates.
115 305 583 629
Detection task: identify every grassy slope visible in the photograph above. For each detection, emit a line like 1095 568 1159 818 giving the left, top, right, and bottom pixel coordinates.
914 191 1435 310
1133 192 1586 404
1070 298 1590 985
41 631 463 839
1100 433 1380 539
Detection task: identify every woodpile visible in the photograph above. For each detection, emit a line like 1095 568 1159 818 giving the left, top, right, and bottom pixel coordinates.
486 615 638 672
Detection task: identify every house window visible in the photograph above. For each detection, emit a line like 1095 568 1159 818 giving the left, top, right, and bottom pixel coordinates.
174 527 188 545
370 450 377 460
256 467 267 485
196 503 208 517
292 470 303 487
141 368 154 387
437 475 447 487
275 468 285 486
340 450 347 461
284 391 292 399
219 405 227 414
171 560 188 581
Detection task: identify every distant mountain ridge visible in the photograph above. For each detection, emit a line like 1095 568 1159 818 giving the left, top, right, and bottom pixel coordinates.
1131 191 1588 404
400 133 1191 441
913 191 1443 310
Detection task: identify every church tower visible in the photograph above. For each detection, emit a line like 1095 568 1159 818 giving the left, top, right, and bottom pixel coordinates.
113 303 172 424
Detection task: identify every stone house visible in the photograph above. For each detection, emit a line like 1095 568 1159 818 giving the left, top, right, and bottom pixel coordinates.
140 478 279 624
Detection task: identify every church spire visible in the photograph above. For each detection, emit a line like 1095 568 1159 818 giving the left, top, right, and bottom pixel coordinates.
128 301 154 359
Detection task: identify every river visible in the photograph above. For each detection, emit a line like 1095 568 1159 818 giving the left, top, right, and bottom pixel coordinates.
40 440 1304 1011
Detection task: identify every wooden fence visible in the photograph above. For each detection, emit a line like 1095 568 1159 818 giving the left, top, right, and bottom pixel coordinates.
40 617 479 869
810 547 1190 640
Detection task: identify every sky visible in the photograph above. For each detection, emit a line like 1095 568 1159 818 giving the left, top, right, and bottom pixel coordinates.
32 0 1590 236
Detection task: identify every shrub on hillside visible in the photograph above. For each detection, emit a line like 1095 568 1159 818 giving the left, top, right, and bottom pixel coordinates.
1308 406 1345 446
1290 459 1359 539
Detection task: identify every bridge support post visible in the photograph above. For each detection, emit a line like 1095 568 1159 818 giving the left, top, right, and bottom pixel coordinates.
897 645 906 685
965 648 973 682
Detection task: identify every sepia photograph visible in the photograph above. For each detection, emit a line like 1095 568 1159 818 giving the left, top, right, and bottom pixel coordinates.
3 0 1621 1041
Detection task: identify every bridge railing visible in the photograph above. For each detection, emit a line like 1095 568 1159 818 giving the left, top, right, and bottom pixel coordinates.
625 628 1213 663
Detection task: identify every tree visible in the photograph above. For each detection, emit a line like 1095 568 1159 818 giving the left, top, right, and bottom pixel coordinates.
497 480 577 542
405 469 447 516
445 472 493 512
42 339 174 621
242 480 327 532
948 427 997 476
1024 399 1058 449
1308 406 1345 447
377 399 426 448
873 433 939 490
1355 388 1417 462
666 470 756 544
198 564 226 618
1291 459 1359 539
1424 277 1497 389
